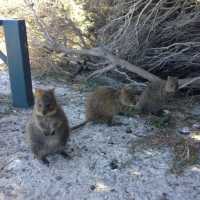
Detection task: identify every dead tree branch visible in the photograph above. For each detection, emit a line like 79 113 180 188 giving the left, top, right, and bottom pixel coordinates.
87 64 116 80
179 77 200 89
54 44 161 82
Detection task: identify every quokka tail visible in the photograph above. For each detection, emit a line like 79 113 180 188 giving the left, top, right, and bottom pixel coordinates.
71 121 88 131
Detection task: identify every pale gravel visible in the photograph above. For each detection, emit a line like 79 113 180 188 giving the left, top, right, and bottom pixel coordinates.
0 70 200 200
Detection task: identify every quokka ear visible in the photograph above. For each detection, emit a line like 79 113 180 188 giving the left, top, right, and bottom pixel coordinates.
167 76 173 81
35 88 45 96
167 76 177 81
49 88 55 93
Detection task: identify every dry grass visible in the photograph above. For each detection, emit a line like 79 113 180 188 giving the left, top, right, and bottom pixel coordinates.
0 0 93 77
101 0 200 78
1 0 200 80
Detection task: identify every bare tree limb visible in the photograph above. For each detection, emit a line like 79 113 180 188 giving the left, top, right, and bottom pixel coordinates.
179 77 200 89
87 64 116 80
54 44 161 82
103 51 161 82
114 68 133 82
25 0 161 82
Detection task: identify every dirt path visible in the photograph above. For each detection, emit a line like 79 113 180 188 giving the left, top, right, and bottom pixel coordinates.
0 70 200 200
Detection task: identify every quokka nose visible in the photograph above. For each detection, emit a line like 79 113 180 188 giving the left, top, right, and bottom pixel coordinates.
46 103 50 108
42 110 47 115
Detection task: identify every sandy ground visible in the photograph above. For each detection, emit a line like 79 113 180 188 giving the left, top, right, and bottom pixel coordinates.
0 69 200 200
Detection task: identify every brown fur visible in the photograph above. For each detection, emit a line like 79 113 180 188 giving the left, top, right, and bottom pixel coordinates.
72 85 137 129
135 76 178 114
26 88 70 165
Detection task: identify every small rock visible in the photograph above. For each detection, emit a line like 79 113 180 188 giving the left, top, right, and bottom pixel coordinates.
22 168 26 172
108 139 114 145
56 176 63 181
192 123 200 130
82 146 88 152
126 127 132 134
90 185 96 191
160 192 169 200
178 127 190 135
122 136 126 139
110 159 119 170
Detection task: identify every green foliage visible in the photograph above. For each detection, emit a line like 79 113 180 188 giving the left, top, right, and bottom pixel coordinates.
149 114 171 129
171 138 200 174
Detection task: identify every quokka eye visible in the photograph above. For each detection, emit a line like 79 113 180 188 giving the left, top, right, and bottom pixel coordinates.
38 103 42 108
46 103 51 108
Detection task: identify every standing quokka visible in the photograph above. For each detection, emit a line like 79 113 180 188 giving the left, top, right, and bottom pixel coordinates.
72 85 138 130
26 88 70 166
135 76 178 114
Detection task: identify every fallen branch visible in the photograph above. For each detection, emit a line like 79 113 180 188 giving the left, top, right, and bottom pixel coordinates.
104 51 161 82
87 64 116 80
179 77 200 89
114 68 133 82
55 44 161 82
26 0 161 82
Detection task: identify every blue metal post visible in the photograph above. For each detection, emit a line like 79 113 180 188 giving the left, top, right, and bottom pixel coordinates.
3 19 34 108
